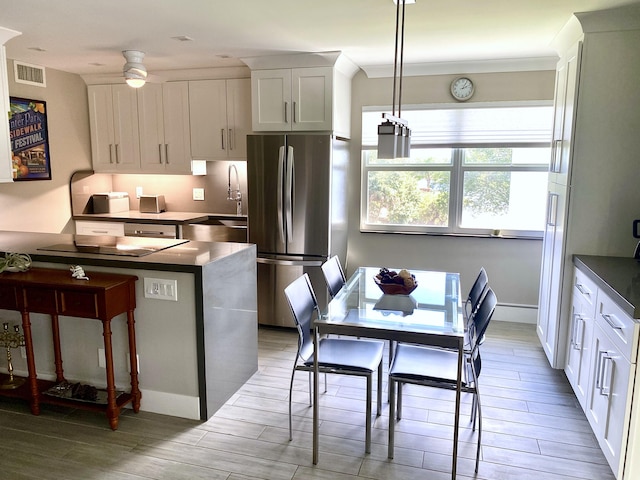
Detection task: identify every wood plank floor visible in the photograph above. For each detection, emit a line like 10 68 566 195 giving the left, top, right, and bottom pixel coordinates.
0 321 615 480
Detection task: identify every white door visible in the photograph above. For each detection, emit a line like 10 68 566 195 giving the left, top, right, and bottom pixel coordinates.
226 78 251 160
292 67 332 131
190 79 228 160
251 69 291 131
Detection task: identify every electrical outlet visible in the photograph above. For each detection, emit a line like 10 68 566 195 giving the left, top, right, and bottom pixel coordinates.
98 348 106 368
143 277 178 301
136 186 143 198
193 188 205 201
20 346 26 359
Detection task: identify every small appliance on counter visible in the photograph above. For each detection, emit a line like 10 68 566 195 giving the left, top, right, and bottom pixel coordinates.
633 219 640 259
92 192 129 214
139 194 166 213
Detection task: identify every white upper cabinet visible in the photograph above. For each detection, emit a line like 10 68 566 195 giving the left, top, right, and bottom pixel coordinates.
88 85 141 172
251 67 332 132
189 78 251 161
0 27 21 183
138 82 191 173
246 52 357 138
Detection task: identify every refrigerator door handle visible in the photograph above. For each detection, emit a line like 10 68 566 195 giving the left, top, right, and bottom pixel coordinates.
285 145 295 245
277 146 286 244
257 257 323 267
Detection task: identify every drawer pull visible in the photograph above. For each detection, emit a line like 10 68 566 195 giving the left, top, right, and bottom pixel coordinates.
576 283 591 298
601 313 623 330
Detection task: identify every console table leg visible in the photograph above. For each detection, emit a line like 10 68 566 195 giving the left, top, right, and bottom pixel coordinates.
126 309 141 412
20 312 40 415
102 319 119 430
50 314 65 383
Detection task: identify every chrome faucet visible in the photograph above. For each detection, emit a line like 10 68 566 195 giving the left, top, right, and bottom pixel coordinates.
227 164 242 215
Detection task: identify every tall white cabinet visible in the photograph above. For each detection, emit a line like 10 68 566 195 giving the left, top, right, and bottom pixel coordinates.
537 4 640 369
0 27 21 183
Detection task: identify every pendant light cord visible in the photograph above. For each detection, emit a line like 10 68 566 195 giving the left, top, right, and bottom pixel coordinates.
391 0 406 118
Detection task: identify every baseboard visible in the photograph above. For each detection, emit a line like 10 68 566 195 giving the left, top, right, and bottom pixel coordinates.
135 389 201 420
492 303 538 324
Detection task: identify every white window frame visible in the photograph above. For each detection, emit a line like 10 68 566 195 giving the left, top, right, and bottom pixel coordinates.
360 102 553 238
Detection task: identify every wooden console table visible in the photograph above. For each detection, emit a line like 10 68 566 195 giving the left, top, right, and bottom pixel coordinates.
0 267 140 429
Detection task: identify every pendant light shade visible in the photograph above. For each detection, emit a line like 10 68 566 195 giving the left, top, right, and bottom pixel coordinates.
123 50 147 88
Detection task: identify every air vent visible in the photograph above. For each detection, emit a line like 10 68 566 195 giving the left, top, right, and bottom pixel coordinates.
14 61 46 87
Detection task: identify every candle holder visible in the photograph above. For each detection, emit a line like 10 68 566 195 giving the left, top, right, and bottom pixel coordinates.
0 322 26 389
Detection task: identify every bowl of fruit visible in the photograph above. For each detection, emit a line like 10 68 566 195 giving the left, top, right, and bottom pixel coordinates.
374 267 418 295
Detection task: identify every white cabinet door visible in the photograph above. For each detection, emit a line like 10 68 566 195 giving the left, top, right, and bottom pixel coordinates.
225 78 251 159
565 268 597 408
138 82 191 173
251 67 332 132
537 182 568 367
0 30 20 183
88 85 140 172
292 67 332 131
190 79 250 160
251 69 291 131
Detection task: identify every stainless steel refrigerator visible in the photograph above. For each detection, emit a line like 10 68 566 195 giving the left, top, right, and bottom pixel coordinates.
247 133 349 327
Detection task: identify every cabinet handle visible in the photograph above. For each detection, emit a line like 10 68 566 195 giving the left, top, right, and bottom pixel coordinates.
284 102 289 123
221 129 226 150
547 193 558 226
158 144 163 164
576 283 591 298
595 349 606 391
601 313 623 330
293 101 297 123
109 144 115 164
570 313 577 347
600 354 614 397
115 144 120 164
229 129 234 150
165 144 169 164
572 314 584 350
550 139 562 173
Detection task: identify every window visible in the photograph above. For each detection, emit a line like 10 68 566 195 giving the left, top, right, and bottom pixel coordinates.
361 103 553 238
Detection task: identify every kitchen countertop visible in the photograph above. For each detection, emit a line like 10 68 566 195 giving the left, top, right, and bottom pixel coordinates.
0 230 254 273
73 211 247 225
573 255 640 318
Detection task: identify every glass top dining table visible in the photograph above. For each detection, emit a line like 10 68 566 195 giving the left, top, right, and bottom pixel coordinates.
313 267 465 478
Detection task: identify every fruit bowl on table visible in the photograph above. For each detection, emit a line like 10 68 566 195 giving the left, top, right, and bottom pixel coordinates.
374 269 418 295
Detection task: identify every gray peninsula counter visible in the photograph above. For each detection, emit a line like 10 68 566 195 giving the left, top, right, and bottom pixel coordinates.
0 230 257 422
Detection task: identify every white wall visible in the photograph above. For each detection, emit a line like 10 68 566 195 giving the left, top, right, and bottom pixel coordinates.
1 59 92 233
347 69 556 315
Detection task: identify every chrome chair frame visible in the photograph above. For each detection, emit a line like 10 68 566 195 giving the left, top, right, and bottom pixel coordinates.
321 255 347 299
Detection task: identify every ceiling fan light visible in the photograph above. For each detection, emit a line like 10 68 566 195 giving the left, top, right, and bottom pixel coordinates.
122 50 147 88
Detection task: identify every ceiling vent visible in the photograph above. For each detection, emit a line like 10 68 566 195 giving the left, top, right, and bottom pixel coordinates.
14 61 46 87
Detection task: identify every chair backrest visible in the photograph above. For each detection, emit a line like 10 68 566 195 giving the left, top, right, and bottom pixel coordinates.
321 255 346 298
284 273 319 363
468 287 497 377
465 267 488 320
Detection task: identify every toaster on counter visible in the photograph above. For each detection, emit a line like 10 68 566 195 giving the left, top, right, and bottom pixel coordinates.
139 194 166 213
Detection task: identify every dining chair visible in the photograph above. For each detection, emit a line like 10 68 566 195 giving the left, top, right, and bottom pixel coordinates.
284 273 384 453
465 267 488 326
387 287 497 473
321 255 347 299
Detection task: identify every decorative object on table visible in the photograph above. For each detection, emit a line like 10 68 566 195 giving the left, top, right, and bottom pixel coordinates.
374 267 417 295
44 380 123 405
9 97 52 181
70 265 89 280
0 322 26 389
0 252 32 273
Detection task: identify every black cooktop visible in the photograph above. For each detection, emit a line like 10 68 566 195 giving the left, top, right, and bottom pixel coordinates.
38 235 189 257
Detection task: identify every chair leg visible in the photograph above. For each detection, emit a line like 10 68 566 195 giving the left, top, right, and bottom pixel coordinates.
397 382 403 420
388 377 396 459
289 367 296 441
474 388 482 473
365 373 372 454
376 361 382 417
307 371 312 406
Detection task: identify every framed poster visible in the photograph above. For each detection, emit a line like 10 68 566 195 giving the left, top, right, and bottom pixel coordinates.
9 97 52 181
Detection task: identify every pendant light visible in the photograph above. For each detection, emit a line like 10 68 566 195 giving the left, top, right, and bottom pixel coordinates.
378 0 412 159
122 50 147 88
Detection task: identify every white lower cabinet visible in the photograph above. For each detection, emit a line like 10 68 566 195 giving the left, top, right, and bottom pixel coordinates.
568 265 640 479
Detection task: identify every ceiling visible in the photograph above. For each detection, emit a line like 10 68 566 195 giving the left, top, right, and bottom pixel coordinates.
1 0 638 80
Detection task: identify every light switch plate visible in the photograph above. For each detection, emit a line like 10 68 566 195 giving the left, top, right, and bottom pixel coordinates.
193 188 205 201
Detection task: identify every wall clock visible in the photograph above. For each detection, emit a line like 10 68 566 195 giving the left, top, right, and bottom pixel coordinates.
450 77 474 102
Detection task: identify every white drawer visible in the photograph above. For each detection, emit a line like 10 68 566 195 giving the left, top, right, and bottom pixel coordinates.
574 267 598 314
595 288 639 363
75 220 125 236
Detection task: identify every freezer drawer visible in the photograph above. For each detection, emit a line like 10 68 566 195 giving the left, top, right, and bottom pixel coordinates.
257 257 327 327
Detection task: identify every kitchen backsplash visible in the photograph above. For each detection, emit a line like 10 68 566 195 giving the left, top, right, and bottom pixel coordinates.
70 161 247 215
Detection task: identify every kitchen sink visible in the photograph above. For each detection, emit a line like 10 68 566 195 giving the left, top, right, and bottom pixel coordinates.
182 216 247 243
